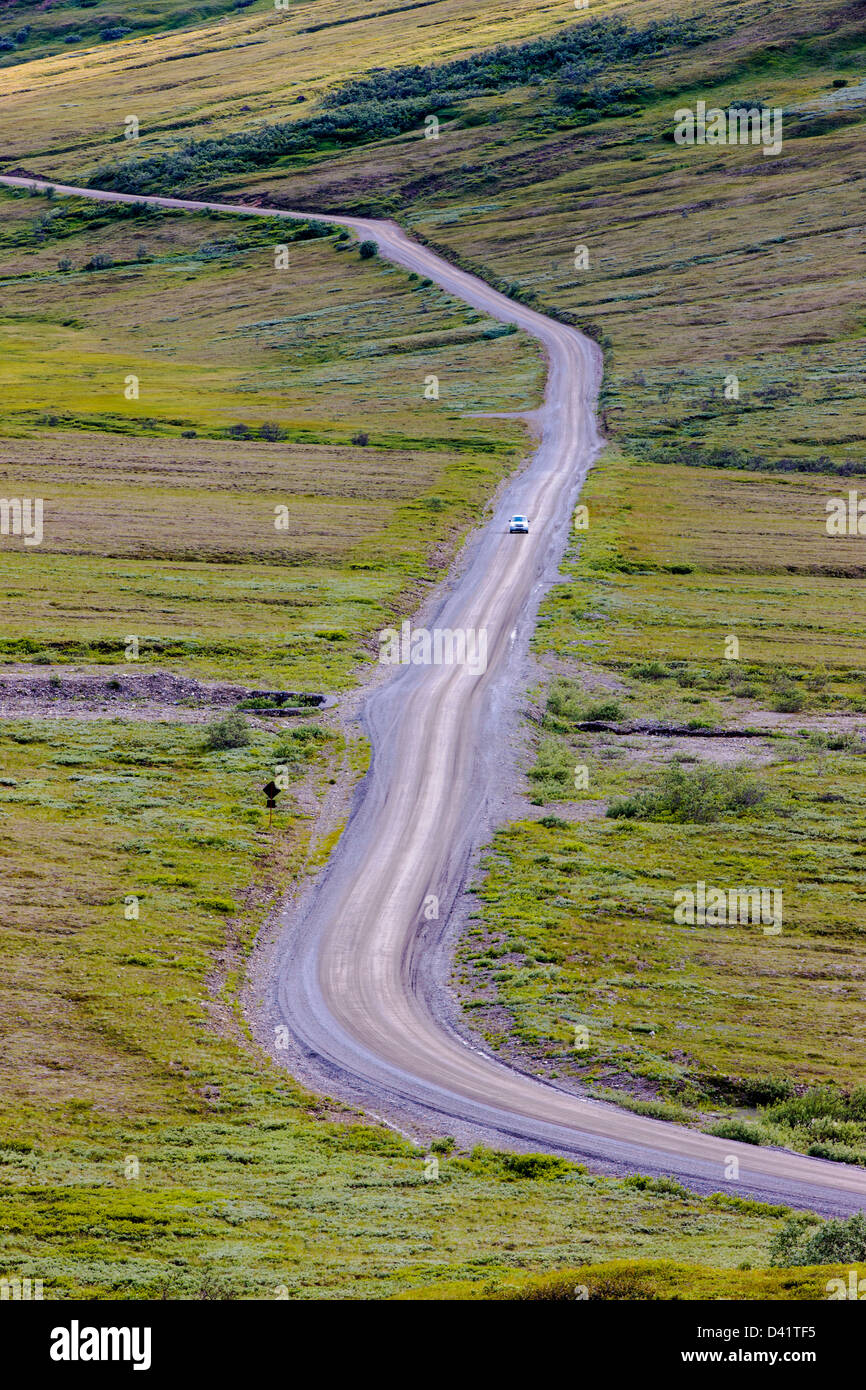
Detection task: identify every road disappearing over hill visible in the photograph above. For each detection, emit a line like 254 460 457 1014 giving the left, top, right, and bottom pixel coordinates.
6 172 866 1217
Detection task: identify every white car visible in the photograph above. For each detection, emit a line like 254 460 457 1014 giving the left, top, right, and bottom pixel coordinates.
509 514 529 534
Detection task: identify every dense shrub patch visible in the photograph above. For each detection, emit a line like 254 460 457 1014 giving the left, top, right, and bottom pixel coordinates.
90 17 713 194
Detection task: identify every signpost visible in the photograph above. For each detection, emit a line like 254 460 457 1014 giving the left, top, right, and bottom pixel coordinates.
263 780 281 830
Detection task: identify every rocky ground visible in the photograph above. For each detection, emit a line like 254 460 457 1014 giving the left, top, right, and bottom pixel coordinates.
0 666 331 724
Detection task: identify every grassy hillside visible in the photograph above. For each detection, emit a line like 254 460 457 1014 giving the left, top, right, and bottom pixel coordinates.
0 0 257 65
1 0 865 1300
0 713 802 1298
0 0 669 168
14 0 859 482
0 185 539 685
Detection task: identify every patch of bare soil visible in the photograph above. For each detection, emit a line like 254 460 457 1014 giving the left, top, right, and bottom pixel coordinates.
614 732 780 766
0 666 332 724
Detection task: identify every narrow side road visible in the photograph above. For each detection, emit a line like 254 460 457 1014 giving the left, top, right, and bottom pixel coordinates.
6 173 866 1216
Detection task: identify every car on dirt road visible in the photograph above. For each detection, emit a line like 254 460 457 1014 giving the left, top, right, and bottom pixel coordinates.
508 514 529 533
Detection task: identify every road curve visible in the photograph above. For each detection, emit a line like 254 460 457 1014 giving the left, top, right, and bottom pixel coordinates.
7 173 866 1217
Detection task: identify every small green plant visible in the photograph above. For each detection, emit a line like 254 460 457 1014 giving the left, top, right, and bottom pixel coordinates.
584 700 622 721
608 761 764 824
546 679 622 724
358 240 378 259
706 1118 765 1145
765 1083 866 1127
769 1212 866 1267
630 660 669 680
203 711 250 751
198 896 237 914
430 1136 456 1154
772 687 804 713
501 1152 571 1180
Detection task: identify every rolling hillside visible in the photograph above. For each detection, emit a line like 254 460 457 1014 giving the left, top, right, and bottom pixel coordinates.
1 0 865 1301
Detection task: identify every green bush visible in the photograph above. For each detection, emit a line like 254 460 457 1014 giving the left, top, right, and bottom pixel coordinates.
456 1146 580 1181
630 661 669 680
273 724 328 754
607 761 764 824
701 1074 793 1108
806 1141 865 1166
430 1136 455 1155
547 678 622 724
89 18 711 196
501 1153 571 1180
765 1084 866 1127
530 737 574 792
770 1212 866 1267
585 700 622 721
358 240 378 259
203 711 250 751
706 1119 765 1145
772 687 804 713
198 896 237 914
271 726 330 775
623 1174 690 1198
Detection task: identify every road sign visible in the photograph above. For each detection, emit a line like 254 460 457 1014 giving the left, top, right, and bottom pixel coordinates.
263 780 282 829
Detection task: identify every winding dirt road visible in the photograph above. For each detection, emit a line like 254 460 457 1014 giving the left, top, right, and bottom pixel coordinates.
7 173 866 1217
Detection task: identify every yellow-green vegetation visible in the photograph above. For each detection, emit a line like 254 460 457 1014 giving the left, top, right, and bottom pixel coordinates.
540 452 866 686
401 1257 866 1301
460 449 866 1163
2 1 862 485
0 716 335 1114
180 0 860 484
1 0 864 1299
0 0 671 169
0 186 540 685
462 807 866 1136
0 1 256 67
0 719 800 1298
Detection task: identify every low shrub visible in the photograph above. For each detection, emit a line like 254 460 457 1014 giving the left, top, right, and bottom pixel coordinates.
706 1119 765 1145
203 712 250 751
770 1212 866 1267
547 678 622 723
765 1084 866 1127
607 761 764 824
